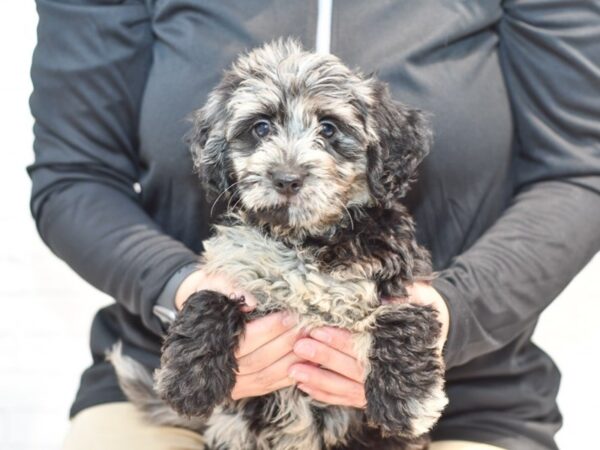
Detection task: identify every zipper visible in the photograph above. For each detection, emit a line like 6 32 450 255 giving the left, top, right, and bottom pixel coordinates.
316 0 333 54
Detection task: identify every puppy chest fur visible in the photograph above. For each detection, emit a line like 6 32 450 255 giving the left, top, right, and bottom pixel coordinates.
201 224 380 331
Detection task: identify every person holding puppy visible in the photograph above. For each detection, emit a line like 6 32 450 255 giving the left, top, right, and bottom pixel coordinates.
28 1 600 449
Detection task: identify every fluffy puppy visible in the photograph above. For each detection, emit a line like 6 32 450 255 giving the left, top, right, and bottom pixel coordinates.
110 38 446 450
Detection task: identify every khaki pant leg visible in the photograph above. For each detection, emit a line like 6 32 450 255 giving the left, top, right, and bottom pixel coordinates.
63 404 508 450
430 441 507 450
62 402 204 450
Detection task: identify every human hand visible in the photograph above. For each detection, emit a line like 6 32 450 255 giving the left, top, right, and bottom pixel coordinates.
175 269 258 311
288 282 449 408
176 271 308 400
289 327 367 408
231 312 307 400
383 281 450 350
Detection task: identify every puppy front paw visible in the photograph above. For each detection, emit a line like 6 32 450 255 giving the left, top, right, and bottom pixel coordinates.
155 290 246 418
365 304 447 439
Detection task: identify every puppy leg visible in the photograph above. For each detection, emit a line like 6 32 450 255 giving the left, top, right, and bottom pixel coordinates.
155 290 247 419
364 304 447 440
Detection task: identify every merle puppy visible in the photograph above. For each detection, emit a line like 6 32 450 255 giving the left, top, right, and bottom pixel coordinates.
110 39 447 450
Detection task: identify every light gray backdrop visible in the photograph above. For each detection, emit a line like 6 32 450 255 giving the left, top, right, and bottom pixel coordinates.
1 3 597 449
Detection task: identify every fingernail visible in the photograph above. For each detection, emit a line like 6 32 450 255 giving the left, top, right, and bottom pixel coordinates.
289 368 308 382
310 329 331 344
295 340 316 358
244 294 258 308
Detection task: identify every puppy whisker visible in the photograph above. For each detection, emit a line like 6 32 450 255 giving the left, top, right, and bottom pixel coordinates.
228 195 244 213
226 178 259 211
210 180 243 217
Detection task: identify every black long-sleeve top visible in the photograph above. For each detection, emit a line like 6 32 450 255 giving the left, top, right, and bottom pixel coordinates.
28 1 600 449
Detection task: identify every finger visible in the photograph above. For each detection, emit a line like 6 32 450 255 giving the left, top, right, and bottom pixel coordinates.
289 363 364 398
198 272 259 310
405 281 430 301
229 290 257 312
233 374 295 400
227 291 257 313
232 352 302 399
237 326 303 374
289 363 365 405
232 370 296 400
260 373 296 395
236 312 298 358
297 383 361 407
308 327 358 358
250 352 303 391
293 338 364 382
381 295 409 305
239 301 256 313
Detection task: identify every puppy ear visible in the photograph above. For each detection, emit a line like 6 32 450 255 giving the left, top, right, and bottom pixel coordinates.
187 107 230 204
366 81 432 206
187 72 242 205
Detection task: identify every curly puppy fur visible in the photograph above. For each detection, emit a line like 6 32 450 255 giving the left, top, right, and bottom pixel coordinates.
109 38 446 450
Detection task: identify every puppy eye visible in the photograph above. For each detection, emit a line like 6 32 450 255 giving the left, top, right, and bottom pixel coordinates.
319 121 337 139
253 120 271 138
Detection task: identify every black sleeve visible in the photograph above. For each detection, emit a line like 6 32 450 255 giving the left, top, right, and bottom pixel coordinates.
28 0 198 335
432 0 600 369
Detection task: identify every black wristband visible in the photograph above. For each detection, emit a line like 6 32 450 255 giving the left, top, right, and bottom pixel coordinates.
152 262 200 328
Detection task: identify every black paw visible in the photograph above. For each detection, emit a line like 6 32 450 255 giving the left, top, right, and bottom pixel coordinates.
155 290 247 418
365 304 447 439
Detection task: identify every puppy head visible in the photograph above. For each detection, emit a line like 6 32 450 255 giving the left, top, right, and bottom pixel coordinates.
189 38 431 238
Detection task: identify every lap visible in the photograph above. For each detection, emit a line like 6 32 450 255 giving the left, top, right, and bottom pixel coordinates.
62 402 204 450
62 402 505 450
430 441 505 450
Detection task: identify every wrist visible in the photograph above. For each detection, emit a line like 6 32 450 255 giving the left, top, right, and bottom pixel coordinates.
387 282 449 350
152 262 200 330
175 269 206 310
411 282 449 344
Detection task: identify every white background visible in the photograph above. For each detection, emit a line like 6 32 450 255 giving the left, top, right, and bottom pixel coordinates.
1 3 598 449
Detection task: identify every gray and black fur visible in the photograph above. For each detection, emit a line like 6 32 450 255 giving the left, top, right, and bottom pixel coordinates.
109 39 446 450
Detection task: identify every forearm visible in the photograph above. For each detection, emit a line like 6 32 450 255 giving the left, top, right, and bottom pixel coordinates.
37 181 198 334
433 179 600 368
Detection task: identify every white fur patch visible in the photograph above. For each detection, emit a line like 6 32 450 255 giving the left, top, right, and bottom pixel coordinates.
405 380 448 437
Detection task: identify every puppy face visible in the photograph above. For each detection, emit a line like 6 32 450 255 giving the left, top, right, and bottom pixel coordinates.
189 39 431 238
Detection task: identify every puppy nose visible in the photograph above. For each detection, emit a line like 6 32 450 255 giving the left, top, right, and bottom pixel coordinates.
270 171 305 196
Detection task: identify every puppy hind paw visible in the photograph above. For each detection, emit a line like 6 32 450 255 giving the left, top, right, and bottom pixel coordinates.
365 304 447 438
155 290 247 418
